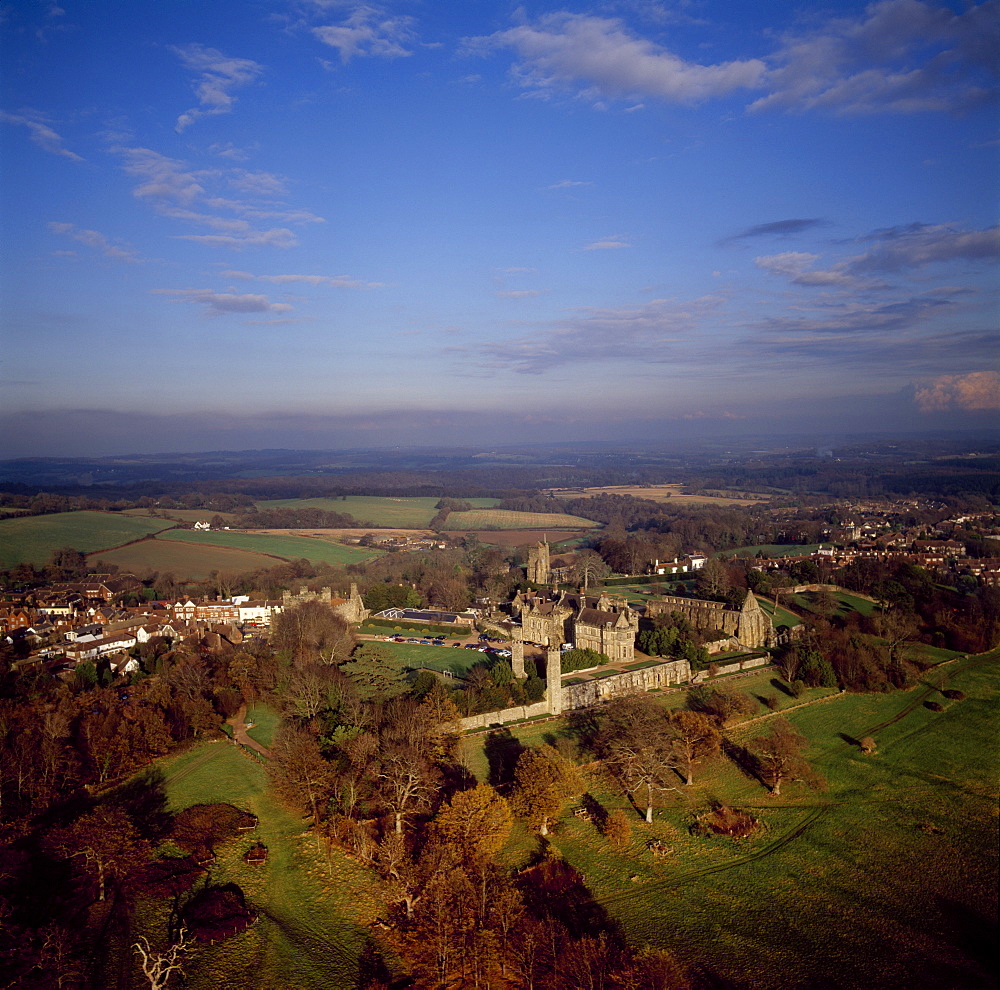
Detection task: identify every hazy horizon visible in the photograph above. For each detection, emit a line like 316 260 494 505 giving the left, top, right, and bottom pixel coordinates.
2 1 997 457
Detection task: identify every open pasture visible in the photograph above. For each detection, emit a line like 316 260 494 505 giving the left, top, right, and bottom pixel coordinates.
0 510 170 567
151 741 383 990
255 495 498 528
724 543 825 558
791 589 879 618
543 483 768 505
475 651 998 990
90 538 279 579
441 508 598 531
159 529 377 567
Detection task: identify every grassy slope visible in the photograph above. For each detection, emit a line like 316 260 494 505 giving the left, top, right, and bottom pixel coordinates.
158 529 377 567
154 741 384 990
470 653 998 990
723 544 826 558
0 511 170 567
91 540 280 580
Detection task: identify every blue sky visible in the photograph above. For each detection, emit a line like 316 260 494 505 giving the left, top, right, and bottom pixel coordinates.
1 0 997 456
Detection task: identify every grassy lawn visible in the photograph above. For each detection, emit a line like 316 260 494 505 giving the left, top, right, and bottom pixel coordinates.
756 595 802 627
159 529 377 567
245 703 281 748
255 496 498 529
791 589 878 618
0 510 171 567
149 740 385 990
375 640 490 676
465 651 999 990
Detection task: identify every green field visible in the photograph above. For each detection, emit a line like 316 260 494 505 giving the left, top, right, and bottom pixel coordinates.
756 595 803 627
122 508 241 524
147 741 383 990
0 510 171 567
255 496 499 528
158 529 377 567
465 652 999 990
369 639 491 677
442 508 599 531
791 589 879 618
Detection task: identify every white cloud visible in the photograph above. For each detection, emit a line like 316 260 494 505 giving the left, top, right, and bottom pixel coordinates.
847 223 1000 273
547 179 593 189
0 110 83 161
313 6 415 62
914 371 1000 412
214 270 382 288
467 12 765 105
497 289 542 298
172 44 263 132
152 288 293 316
584 236 631 250
48 222 141 262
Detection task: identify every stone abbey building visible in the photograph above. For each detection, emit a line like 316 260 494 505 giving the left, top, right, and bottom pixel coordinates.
646 590 776 650
513 588 640 663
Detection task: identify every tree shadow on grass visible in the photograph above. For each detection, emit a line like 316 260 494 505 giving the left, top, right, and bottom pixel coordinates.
483 728 525 789
838 732 861 748
722 738 764 788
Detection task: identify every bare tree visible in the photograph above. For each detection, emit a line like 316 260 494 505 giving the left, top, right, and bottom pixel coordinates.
134 928 193 990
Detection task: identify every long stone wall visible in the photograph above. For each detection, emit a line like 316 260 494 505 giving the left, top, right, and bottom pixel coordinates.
459 701 550 732
690 655 769 683
561 658 691 710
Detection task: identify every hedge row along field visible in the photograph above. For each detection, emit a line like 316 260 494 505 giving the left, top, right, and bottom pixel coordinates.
0 510 171 567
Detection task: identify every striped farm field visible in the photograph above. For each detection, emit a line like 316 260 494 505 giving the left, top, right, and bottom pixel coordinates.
256 496 499 528
158 529 378 567
441 508 599 531
0 510 171 567
90 539 280 579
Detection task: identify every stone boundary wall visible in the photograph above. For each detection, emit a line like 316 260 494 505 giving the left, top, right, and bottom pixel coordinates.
459 701 550 732
561 658 691 711
690 655 768 683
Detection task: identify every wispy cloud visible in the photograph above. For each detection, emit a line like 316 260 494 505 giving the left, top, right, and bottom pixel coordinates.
476 294 723 374
172 44 263 133
48 222 142 262
216 269 382 289
312 5 415 62
547 178 593 190
751 0 999 115
152 288 294 316
584 235 631 251
724 218 829 242
0 110 83 161
115 146 322 249
497 289 542 298
847 222 1000 273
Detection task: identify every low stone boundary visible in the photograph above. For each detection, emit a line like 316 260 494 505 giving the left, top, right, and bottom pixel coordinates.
691 655 769 683
459 701 550 732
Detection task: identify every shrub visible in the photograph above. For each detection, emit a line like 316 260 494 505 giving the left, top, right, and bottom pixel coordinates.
604 808 632 849
860 736 877 754
942 689 965 700
925 700 944 712
763 694 780 711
